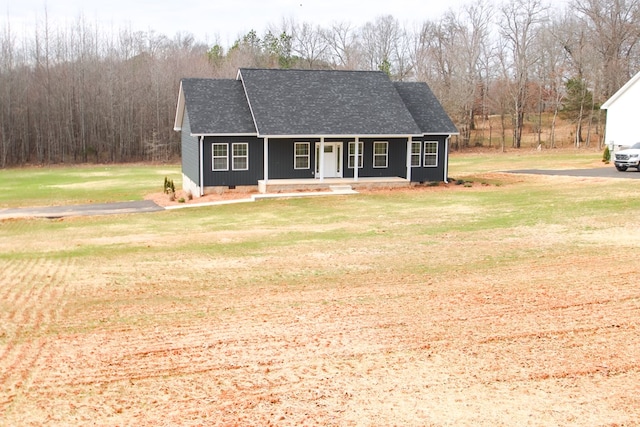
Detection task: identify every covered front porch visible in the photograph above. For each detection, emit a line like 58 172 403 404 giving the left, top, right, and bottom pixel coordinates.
257 176 410 194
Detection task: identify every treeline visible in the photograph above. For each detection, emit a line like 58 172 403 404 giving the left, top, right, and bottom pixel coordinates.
1 0 640 167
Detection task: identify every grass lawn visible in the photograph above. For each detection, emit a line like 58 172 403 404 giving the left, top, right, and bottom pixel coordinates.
0 164 182 208
1 148 638 426
0 146 607 209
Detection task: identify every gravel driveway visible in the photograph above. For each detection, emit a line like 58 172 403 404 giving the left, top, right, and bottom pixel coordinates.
508 166 640 179
0 200 164 220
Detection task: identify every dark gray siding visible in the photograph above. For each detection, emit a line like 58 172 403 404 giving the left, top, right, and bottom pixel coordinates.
409 136 448 183
341 139 407 179
202 136 264 187
268 139 318 179
181 110 200 184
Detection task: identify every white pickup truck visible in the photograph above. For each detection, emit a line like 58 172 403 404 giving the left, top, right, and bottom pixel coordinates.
614 142 640 171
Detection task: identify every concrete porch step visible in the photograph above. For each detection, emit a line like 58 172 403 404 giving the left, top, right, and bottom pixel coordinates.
329 185 353 192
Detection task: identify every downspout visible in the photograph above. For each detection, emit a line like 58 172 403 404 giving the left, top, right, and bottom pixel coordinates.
444 136 450 184
406 137 412 182
264 137 269 184
199 136 204 196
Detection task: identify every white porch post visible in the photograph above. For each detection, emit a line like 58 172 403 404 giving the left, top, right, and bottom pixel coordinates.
354 137 359 182
406 137 412 182
319 137 325 182
264 137 269 184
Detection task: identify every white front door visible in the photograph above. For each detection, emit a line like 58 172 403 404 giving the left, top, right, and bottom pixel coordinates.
316 142 342 178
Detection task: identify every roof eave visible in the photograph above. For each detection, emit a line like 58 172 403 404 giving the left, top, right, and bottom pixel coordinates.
602 70 640 109
423 131 460 136
191 132 259 137
258 133 423 139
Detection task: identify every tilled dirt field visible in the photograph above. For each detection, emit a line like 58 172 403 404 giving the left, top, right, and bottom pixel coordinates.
1 177 639 426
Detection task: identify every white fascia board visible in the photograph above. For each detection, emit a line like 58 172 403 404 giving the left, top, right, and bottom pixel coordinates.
173 81 186 132
190 133 259 137
236 69 262 136
602 71 640 109
421 132 460 136
260 134 423 139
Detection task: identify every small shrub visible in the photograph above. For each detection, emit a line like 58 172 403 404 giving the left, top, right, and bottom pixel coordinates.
163 177 176 194
602 146 611 163
427 181 440 187
178 197 185 203
455 179 465 185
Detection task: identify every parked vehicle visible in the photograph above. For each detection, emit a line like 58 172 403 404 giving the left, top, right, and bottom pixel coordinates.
614 142 640 171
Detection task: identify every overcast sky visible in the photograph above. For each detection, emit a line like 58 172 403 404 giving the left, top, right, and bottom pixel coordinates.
1 0 468 46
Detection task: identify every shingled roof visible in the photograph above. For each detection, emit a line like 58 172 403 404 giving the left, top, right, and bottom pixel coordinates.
175 68 457 137
393 82 458 135
175 78 256 135
238 68 422 136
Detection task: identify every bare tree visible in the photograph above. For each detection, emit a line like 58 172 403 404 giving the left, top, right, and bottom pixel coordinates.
323 21 363 70
360 15 404 74
573 0 640 98
498 0 549 148
291 21 329 68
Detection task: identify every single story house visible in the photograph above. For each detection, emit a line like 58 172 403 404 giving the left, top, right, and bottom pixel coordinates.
601 71 640 153
174 68 458 196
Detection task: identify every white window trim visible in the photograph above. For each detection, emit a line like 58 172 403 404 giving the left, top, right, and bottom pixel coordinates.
411 141 421 167
294 142 310 170
348 141 363 169
373 141 388 168
212 143 229 171
232 142 249 171
424 141 438 167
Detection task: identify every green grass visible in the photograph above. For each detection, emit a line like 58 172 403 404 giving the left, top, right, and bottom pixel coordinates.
2 168 638 263
0 164 181 208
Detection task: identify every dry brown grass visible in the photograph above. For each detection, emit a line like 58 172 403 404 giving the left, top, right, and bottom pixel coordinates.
1 173 639 426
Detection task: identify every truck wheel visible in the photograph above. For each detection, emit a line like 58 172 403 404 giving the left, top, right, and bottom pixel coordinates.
616 165 628 171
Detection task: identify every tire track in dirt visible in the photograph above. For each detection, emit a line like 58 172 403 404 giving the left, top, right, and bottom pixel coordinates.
0 257 73 409
31 304 366 393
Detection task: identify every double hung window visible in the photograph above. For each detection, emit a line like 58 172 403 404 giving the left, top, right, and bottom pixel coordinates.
348 142 363 169
294 142 310 169
411 141 421 167
373 141 388 168
424 141 438 167
232 143 249 170
212 143 228 171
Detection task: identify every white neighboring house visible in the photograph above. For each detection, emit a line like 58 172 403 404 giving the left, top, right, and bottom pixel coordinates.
601 71 640 154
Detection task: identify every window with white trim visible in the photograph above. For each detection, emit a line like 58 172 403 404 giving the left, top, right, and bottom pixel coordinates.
232 143 249 171
294 142 310 169
424 141 438 167
411 141 421 167
348 141 363 169
212 143 228 171
373 141 388 168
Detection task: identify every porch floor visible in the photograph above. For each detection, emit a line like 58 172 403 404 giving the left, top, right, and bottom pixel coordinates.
258 177 410 193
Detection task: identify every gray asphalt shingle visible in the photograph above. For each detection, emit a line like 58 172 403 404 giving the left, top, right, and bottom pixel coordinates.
181 78 256 135
179 69 457 138
393 82 458 135
238 68 423 136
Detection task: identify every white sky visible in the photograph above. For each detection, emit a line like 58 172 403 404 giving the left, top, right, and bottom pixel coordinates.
1 0 469 47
